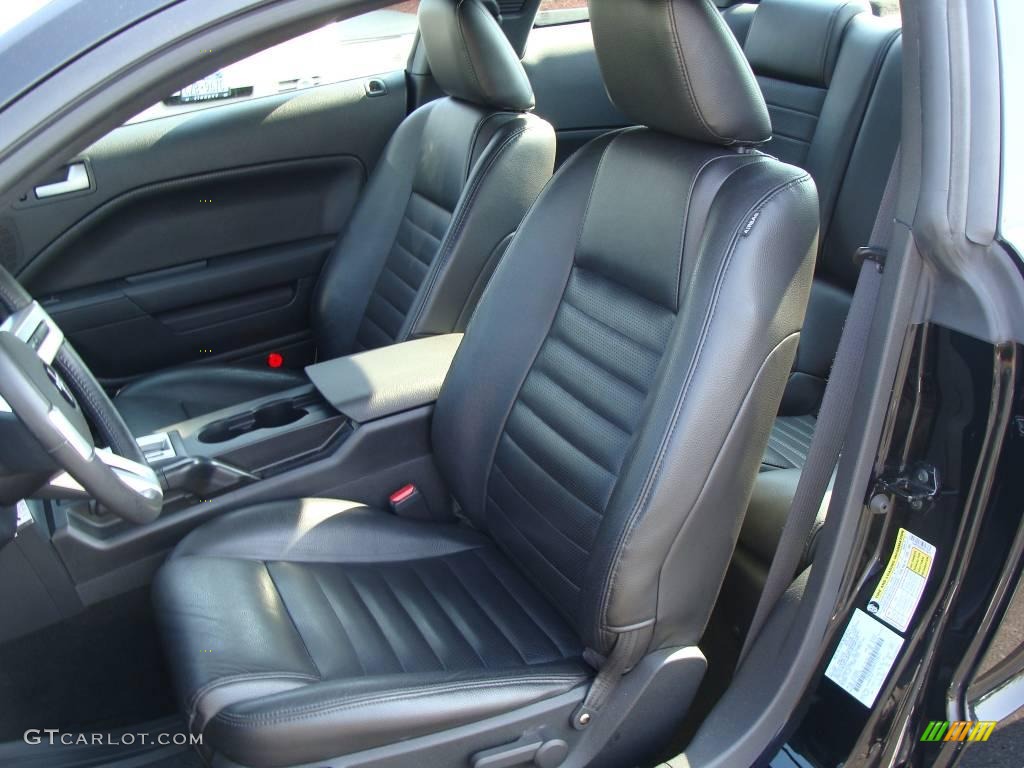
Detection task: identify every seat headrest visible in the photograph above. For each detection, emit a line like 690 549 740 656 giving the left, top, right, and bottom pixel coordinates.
418 0 535 112
745 0 869 87
589 0 771 146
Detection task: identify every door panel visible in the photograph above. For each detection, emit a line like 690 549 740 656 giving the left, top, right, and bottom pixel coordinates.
45 239 328 381
8 72 407 383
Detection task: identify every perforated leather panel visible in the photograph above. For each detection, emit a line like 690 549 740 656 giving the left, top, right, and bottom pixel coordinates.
486 267 674 622
268 547 580 676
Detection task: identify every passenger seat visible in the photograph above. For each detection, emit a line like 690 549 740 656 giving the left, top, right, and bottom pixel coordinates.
114 0 556 436
717 0 902 634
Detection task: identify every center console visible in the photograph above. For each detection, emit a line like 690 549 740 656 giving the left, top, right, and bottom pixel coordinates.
45 333 464 602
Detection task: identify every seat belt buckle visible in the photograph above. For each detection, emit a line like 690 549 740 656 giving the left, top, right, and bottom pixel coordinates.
388 484 430 518
853 245 888 269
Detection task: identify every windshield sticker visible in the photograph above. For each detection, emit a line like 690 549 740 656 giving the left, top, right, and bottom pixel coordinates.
825 608 904 708
867 527 936 632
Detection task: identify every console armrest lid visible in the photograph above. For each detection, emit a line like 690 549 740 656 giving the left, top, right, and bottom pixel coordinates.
305 334 462 422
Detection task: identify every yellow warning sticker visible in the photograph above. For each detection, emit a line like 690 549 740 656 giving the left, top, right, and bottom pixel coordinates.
867 528 936 633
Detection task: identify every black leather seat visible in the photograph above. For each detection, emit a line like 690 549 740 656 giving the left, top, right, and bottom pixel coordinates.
115 0 555 435
153 0 819 764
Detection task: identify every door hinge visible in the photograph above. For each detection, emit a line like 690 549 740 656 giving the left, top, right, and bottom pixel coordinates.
870 462 940 513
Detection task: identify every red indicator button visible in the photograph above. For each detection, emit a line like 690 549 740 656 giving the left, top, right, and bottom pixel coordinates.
267 352 284 369
389 484 416 504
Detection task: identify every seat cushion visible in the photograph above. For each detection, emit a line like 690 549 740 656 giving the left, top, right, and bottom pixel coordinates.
153 500 588 766
114 364 306 435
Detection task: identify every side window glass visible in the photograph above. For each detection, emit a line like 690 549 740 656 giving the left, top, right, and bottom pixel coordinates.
534 0 588 28
869 0 901 18
129 1 420 124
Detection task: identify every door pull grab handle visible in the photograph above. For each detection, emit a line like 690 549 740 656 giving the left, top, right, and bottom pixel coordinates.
35 162 90 199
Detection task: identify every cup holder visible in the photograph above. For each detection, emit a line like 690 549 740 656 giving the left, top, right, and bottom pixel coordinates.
253 401 307 429
198 400 308 444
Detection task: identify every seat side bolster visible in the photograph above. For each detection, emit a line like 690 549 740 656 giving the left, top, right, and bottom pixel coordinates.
204 666 589 767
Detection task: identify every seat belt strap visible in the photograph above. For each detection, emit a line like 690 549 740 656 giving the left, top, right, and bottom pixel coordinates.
738 148 901 666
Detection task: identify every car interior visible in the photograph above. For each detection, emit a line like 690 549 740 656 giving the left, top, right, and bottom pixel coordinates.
0 0 945 766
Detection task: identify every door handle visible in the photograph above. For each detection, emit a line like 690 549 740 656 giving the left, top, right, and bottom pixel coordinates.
35 162 90 199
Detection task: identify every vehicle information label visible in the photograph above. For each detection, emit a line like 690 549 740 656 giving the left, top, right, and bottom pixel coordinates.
866 528 936 632
825 608 904 707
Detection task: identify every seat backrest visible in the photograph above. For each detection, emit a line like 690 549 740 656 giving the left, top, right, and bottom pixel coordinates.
723 0 901 415
433 0 819 658
311 0 555 359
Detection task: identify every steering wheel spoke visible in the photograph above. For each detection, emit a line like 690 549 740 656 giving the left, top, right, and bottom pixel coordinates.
46 448 163 503
0 297 162 524
0 300 65 365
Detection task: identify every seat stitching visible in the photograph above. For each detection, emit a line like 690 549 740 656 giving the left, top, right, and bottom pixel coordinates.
465 111 514 182
531 367 636 436
487 493 585 593
407 564 489 669
187 671 319 728
309 569 366 677
357 314 395 345
514 399 619 477
437 557 529 665
500 432 603 517
546 333 649 398
264 563 323 680
365 289 408 325
486 497 585 595
469 549 570 657
490 463 592 555
342 571 407 673
763 101 822 119
383 254 425 289
770 129 814 144
521 369 633 451
374 570 448 672
400 213 444 243
560 296 667 357
392 236 435 269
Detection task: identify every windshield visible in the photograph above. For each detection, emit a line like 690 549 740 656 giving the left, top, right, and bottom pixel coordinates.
0 0 55 37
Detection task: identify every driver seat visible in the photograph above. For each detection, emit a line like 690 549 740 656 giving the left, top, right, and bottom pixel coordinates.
152 0 819 765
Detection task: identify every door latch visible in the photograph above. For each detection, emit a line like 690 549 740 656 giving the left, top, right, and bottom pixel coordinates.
870 461 940 513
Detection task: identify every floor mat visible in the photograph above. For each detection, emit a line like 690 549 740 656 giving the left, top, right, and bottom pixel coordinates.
0 588 177 742
0 716 202 768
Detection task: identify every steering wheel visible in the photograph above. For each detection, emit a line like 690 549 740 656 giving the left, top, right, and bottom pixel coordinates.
0 266 162 524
